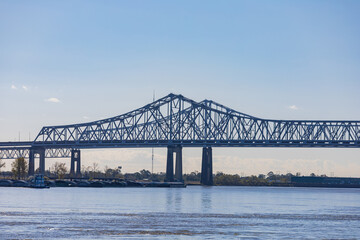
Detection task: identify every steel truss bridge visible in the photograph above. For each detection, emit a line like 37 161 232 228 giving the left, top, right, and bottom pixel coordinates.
1 93 359 185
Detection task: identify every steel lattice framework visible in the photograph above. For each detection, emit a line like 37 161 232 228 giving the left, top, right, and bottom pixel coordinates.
32 93 360 148
0 147 72 159
1 93 359 160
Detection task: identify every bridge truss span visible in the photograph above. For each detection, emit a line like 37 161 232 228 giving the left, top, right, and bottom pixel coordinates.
0 147 72 159
1 93 359 184
32 93 360 148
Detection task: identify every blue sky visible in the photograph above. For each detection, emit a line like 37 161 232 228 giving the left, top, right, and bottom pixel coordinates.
1 1 360 176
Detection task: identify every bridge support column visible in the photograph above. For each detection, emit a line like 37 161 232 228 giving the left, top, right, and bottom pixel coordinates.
39 148 45 175
166 146 174 182
201 147 213 186
175 146 183 182
28 149 35 176
28 147 45 176
70 149 81 177
166 146 183 182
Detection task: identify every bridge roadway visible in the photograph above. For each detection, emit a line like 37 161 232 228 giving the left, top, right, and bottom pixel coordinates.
1 93 359 185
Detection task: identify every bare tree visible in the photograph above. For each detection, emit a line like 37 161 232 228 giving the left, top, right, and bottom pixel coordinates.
104 165 111 178
53 162 68 179
0 159 5 171
91 162 99 178
11 157 28 179
0 159 5 178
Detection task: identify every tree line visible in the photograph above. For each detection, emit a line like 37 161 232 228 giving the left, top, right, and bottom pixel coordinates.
0 158 329 185
0 158 123 180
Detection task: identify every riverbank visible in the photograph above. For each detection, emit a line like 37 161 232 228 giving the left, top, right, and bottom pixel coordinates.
2 175 360 188
0 179 186 188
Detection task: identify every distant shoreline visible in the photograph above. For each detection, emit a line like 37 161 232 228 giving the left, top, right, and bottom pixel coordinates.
1 178 360 189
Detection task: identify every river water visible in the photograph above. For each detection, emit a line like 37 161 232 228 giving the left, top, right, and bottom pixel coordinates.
0 186 359 239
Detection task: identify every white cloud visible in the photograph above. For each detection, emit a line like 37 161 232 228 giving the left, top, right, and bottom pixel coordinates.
83 116 89 120
11 85 17 90
22 85 28 91
288 105 298 110
45 97 61 103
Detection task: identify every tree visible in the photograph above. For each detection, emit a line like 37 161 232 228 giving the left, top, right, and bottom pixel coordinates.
91 162 99 178
104 166 122 178
0 159 5 172
104 165 111 178
11 157 28 179
267 171 275 180
91 162 99 172
184 171 201 182
216 171 224 177
140 169 151 179
258 174 266 179
53 162 68 179
81 165 89 178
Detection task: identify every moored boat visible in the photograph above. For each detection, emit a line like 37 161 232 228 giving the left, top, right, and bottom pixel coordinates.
29 174 49 189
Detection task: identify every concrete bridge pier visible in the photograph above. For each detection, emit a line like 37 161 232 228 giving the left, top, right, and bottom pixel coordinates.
166 146 174 182
39 148 45 175
70 149 81 177
166 146 183 182
28 149 35 176
201 147 213 185
28 147 45 176
174 146 183 182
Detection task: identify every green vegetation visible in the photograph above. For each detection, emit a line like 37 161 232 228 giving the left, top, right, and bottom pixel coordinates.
183 171 201 182
213 171 291 186
124 170 165 181
0 158 329 187
42 166 309 186
81 163 123 179
183 171 297 186
104 165 123 178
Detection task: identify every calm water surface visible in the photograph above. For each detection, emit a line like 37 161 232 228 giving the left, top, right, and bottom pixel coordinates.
0 186 359 239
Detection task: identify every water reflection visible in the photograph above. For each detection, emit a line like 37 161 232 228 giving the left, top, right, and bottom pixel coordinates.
166 188 183 212
200 187 213 213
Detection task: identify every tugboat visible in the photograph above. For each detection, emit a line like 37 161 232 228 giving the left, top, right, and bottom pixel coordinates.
29 174 50 189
